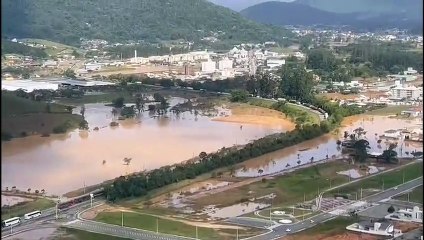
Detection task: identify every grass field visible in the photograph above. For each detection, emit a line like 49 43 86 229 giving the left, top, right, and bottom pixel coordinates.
20 38 80 56
325 161 423 198
95 211 229 240
193 161 351 209
394 186 423 204
286 217 357 239
57 228 131 240
247 98 321 125
57 91 137 105
1 197 55 220
365 105 411 116
1 92 83 138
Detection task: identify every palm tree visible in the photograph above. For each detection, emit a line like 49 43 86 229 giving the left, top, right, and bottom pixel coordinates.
258 169 264 175
35 190 39 194
27 188 31 193
310 157 314 163
41 189 45 194
5 187 9 191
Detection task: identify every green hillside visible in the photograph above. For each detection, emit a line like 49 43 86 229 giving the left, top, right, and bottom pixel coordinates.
1 0 294 46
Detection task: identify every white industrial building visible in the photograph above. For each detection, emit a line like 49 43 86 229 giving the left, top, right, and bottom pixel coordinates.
218 58 233 70
201 59 216 73
266 58 286 69
346 221 402 237
389 85 422 100
85 62 103 71
385 206 423 223
404 67 418 75
2 80 59 92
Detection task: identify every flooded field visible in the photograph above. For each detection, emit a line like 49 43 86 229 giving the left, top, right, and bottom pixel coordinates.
236 116 423 177
1 98 289 195
1 195 33 207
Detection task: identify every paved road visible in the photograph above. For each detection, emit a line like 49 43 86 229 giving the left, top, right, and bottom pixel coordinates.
1 200 103 238
242 177 423 240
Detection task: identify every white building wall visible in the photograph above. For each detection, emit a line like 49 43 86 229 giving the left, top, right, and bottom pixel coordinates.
201 60 216 73
218 59 233 70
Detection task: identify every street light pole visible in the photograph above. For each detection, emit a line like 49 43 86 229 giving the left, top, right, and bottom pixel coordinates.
402 171 405 184
236 228 239 240
156 218 159 233
269 197 273 221
196 226 198 240
121 211 123 227
360 188 363 200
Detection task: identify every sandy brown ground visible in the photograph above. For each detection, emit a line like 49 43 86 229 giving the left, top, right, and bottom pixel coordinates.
213 104 296 130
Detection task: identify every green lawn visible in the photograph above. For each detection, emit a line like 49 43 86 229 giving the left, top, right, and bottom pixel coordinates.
95 211 222 239
286 103 321 124
193 161 351 209
292 217 357 237
365 105 411 116
1 197 55 220
394 186 423 204
1 92 83 138
1 92 69 116
325 161 423 198
57 91 137 105
57 228 131 240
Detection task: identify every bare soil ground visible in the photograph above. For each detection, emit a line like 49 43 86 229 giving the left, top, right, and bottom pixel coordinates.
213 104 295 130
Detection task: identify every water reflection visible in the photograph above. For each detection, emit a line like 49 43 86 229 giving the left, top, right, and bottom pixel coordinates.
2 98 287 195
236 116 423 177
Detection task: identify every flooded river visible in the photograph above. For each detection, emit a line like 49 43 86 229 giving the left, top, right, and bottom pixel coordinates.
2 98 287 195
236 116 423 177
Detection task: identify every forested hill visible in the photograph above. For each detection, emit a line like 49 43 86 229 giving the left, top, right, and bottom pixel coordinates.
241 1 423 32
1 0 293 46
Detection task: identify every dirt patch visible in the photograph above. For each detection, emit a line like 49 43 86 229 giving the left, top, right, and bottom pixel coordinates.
213 104 295 130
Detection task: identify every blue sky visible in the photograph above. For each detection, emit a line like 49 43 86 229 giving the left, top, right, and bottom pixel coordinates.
208 0 295 11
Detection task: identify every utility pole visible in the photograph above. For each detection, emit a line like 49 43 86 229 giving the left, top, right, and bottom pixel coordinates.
382 179 385 191
196 226 198 240
402 171 405 184
360 188 363 200
407 192 410 202
303 192 306 203
236 228 239 240
121 211 123 227
269 197 273 221
156 218 159 233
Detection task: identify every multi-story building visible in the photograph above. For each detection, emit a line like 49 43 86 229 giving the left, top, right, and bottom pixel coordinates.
390 85 422 100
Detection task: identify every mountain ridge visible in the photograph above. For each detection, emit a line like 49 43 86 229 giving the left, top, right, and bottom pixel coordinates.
241 1 423 31
1 0 293 46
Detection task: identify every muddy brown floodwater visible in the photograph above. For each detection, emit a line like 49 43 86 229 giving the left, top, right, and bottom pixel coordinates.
236 115 423 177
1 98 289 195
